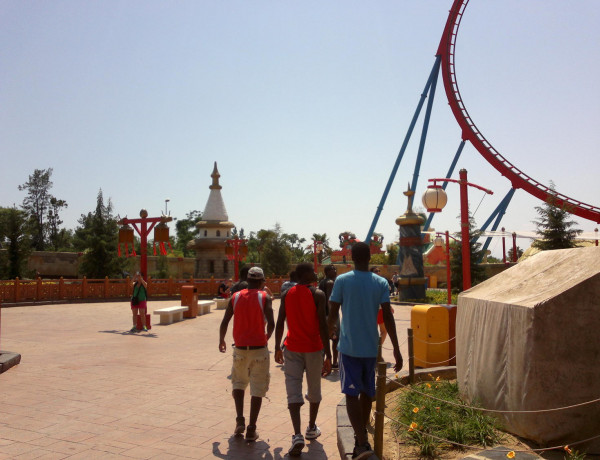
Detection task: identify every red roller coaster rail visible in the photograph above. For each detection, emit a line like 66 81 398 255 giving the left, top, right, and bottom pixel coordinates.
438 0 600 224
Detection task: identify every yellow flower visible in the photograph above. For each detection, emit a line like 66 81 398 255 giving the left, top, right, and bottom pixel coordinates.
426 383 432 388
412 407 419 413
564 446 572 454
506 452 515 459
436 376 441 381
408 422 418 432
435 407 440 411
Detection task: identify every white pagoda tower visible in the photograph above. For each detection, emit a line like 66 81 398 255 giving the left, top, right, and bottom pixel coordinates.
188 162 235 278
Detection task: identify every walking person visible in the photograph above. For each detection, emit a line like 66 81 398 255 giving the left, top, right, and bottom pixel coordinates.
129 272 148 332
219 267 275 442
328 242 403 460
318 264 339 368
274 263 332 456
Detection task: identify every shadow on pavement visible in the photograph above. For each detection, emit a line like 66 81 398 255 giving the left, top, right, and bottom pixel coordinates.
212 436 285 460
98 330 159 338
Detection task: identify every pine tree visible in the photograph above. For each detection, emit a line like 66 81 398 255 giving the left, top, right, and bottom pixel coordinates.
0 207 31 279
532 186 582 250
73 190 124 278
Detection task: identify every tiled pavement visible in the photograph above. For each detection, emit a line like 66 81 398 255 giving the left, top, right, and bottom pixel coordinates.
0 299 411 459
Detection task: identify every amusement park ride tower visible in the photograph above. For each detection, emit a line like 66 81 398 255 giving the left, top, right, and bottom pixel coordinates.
395 187 427 301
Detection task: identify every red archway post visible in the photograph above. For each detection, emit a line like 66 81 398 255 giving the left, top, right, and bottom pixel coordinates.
118 210 172 281
226 236 248 281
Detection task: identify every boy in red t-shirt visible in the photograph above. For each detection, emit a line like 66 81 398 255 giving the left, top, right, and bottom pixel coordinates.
274 263 332 456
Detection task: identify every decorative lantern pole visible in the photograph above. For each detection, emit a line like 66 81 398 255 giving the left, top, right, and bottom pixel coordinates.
313 240 324 273
118 210 173 281
226 236 248 281
423 169 492 291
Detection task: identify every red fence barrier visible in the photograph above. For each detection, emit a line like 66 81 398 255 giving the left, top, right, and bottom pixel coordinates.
0 277 285 304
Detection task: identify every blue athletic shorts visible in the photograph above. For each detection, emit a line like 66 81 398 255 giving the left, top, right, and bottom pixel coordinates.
339 353 377 398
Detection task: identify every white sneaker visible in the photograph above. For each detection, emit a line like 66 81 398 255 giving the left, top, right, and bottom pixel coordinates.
305 424 321 440
288 433 305 456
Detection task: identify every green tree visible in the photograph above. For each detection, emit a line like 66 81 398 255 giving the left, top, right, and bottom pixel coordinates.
73 190 124 278
507 246 524 262
47 197 71 251
386 243 399 265
0 207 32 279
282 233 308 263
174 210 202 256
532 186 582 250
19 168 67 251
449 215 487 292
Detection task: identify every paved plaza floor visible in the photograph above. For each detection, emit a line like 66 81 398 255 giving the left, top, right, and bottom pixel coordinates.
0 299 411 459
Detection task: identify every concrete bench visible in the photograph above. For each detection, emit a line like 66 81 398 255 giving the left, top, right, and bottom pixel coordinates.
213 298 229 310
153 306 188 325
198 300 214 315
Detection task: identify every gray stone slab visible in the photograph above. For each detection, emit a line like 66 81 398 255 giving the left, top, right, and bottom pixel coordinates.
0 351 21 374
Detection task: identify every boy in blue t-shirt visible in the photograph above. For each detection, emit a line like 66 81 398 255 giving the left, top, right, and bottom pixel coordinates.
328 242 402 460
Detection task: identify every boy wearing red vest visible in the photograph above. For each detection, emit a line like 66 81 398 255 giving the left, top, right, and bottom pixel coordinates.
219 267 275 442
274 263 332 456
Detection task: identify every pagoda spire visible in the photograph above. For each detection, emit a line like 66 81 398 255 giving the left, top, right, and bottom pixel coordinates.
210 162 222 190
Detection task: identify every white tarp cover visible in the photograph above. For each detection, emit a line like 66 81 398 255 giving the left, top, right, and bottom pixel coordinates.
456 247 600 452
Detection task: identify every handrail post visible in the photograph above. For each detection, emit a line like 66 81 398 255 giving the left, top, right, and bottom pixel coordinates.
408 328 415 384
59 277 64 300
15 277 20 303
36 276 42 301
374 361 387 458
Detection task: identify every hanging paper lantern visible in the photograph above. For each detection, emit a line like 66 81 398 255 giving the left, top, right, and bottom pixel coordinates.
118 224 135 257
422 185 448 212
154 222 170 243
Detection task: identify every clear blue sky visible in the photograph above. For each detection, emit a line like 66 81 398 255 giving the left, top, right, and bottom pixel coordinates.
2 1 599 257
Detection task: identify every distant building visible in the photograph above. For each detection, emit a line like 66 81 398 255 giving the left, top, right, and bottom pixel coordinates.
188 162 235 278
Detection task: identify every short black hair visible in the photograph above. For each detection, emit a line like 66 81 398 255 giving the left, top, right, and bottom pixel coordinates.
289 271 299 282
295 262 314 281
239 266 250 281
324 264 336 276
351 242 371 264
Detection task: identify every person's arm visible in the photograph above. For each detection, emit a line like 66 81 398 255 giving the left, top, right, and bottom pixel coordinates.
264 295 275 341
327 301 341 339
381 301 403 371
219 298 235 353
274 293 287 364
314 289 332 376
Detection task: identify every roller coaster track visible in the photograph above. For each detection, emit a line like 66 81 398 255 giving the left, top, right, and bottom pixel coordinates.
438 0 600 224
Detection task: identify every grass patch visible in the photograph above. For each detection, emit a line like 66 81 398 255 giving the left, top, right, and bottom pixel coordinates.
390 380 503 458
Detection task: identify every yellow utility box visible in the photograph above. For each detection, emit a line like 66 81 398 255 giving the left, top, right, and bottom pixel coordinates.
411 304 450 368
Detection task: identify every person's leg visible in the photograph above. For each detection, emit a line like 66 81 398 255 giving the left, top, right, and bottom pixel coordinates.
140 307 147 328
304 350 323 436
249 396 262 427
231 350 250 434
346 394 367 445
308 401 320 429
332 337 339 367
233 389 244 419
131 308 137 329
360 392 372 427
246 348 270 440
283 348 305 434
288 402 302 435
